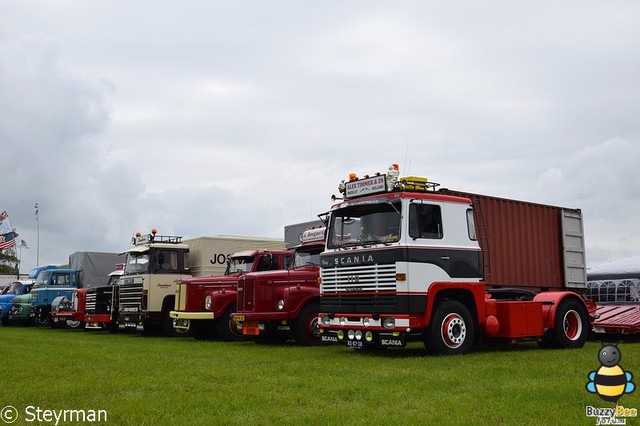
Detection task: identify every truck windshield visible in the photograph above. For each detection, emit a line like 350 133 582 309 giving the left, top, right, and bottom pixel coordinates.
7 282 22 295
293 246 323 268
328 201 401 249
225 256 255 274
34 271 51 288
124 252 150 275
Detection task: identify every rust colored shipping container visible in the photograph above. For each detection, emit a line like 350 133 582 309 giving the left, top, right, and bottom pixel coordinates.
439 189 587 292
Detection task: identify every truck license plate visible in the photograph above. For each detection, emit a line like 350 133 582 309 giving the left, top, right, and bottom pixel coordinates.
346 340 363 349
242 321 260 336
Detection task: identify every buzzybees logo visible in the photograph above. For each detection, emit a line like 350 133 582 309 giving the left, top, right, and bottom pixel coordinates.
585 344 637 424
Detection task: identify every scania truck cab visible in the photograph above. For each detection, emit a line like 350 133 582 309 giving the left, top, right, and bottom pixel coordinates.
318 165 590 354
117 230 190 336
231 227 326 345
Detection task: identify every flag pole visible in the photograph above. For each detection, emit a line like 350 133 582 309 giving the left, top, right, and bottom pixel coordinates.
35 203 39 266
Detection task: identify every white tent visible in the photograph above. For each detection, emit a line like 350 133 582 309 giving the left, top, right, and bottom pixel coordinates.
587 255 640 303
588 255 640 280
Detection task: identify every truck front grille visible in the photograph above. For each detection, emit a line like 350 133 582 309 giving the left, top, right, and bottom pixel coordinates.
320 264 397 312
86 287 115 314
321 264 397 293
86 290 97 312
119 282 143 312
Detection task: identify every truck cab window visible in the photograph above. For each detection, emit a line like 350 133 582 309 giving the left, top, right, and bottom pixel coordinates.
328 202 401 248
226 256 254 274
124 252 150 275
54 274 70 286
467 209 477 241
409 204 443 239
153 250 178 272
256 254 276 271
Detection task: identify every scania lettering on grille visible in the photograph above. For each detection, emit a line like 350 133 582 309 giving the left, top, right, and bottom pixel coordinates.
334 254 374 266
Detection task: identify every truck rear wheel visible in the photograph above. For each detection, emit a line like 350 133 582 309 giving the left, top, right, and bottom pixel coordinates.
425 300 475 355
294 303 322 346
538 298 588 349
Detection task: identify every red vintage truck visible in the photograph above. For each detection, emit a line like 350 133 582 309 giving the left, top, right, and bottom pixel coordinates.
231 227 326 345
50 265 123 330
318 165 592 354
170 249 292 340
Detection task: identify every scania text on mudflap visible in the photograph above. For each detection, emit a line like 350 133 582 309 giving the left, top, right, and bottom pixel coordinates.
317 164 591 355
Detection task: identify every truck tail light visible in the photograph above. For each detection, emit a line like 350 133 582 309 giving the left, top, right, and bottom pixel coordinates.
396 273 406 281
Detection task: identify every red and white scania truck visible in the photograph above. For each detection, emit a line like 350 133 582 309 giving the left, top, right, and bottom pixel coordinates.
118 230 285 336
231 227 326 345
318 165 591 354
170 249 292 340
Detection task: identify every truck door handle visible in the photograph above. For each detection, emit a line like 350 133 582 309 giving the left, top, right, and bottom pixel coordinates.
441 256 450 261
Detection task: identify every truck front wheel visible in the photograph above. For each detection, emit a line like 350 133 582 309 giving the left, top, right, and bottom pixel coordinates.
215 304 237 341
425 300 475 355
35 311 51 327
294 303 322 346
66 319 84 329
539 298 588 349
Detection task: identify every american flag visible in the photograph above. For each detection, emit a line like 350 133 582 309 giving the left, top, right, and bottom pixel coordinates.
0 232 15 250
0 212 11 235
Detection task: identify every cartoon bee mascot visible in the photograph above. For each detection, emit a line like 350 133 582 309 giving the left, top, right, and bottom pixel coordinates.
586 344 635 404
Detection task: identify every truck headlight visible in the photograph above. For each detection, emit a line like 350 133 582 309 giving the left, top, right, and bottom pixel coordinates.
382 317 395 328
205 296 212 310
339 317 347 326
321 315 330 326
277 299 285 311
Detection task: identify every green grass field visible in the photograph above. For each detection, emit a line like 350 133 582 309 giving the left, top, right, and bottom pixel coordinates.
0 327 638 425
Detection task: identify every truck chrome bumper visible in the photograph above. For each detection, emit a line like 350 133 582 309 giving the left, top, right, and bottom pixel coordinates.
169 311 215 320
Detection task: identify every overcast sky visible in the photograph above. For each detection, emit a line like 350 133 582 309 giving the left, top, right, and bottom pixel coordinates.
1 1 639 273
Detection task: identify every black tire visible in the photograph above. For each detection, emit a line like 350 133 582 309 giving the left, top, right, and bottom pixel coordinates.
191 320 218 340
1 315 9 326
294 303 322 346
66 320 84 329
162 310 192 337
105 321 119 334
425 300 475 355
36 313 51 327
214 304 237 342
538 298 588 349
